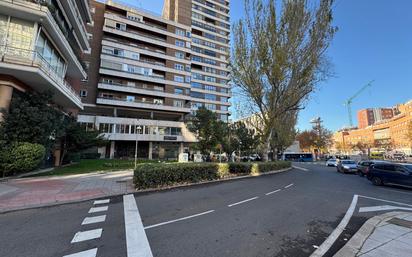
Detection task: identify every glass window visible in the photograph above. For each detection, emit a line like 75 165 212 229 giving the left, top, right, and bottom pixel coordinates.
175 40 185 47
8 18 34 50
173 100 184 108
126 96 135 102
174 88 184 95
205 94 217 101
174 75 184 83
175 63 184 70
175 51 184 59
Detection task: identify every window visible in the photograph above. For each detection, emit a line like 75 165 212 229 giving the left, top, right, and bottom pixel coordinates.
173 100 184 108
185 76 191 83
126 96 135 102
176 28 185 36
205 94 217 101
99 123 113 133
116 22 126 31
175 51 184 59
175 40 185 47
205 76 216 83
174 75 184 83
191 82 202 89
220 114 228 122
80 90 87 97
174 88 184 95
205 103 216 110
205 85 216 91
175 63 184 71
221 106 229 111
220 97 228 102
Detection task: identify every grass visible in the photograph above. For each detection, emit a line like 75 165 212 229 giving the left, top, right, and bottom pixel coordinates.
32 159 162 177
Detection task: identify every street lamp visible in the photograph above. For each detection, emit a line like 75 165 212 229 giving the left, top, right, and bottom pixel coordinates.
134 121 142 169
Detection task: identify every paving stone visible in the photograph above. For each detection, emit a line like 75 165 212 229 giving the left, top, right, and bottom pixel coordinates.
359 238 383 253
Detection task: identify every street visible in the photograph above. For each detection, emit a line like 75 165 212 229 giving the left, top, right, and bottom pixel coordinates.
1 163 412 257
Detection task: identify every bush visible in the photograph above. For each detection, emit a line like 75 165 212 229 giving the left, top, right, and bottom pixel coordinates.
134 161 291 189
67 152 81 163
0 142 45 176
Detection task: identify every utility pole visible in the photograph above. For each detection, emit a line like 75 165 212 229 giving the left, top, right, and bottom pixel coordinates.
310 117 323 160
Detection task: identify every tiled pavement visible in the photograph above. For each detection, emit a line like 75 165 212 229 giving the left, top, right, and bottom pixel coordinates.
0 170 134 212
357 213 412 257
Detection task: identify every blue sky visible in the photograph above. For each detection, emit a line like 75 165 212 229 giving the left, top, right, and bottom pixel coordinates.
130 0 412 131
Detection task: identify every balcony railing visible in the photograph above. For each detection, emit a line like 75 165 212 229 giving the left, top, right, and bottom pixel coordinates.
0 45 81 104
100 66 165 80
100 81 165 92
98 96 191 109
103 37 166 55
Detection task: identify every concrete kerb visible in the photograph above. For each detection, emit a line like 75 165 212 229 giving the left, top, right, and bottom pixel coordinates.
333 211 411 257
135 167 293 193
0 167 293 214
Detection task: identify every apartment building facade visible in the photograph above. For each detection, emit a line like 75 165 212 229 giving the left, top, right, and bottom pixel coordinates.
357 107 395 129
78 0 230 160
0 0 91 121
334 100 412 155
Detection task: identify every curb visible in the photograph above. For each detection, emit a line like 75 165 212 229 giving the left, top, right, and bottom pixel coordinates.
333 211 412 257
135 167 293 193
0 167 293 213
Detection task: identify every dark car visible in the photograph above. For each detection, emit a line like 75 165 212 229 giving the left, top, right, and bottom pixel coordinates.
357 160 388 177
337 160 358 173
367 163 412 188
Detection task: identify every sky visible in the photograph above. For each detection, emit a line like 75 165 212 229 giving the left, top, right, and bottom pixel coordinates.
128 0 412 131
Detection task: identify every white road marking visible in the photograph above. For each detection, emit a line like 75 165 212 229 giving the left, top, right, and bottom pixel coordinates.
144 210 215 230
265 189 281 195
292 166 309 171
71 229 103 243
310 194 359 257
228 197 259 207
82 215 106 225
359 205 412 213
88 206 108 213
358 195 412 207
94 199 110 205
284 183 294 189
63 248 97 257
123 194 153 257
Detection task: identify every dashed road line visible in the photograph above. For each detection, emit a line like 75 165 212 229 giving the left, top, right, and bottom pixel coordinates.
265 189 281 195
284 183 294 189
88 206 108 213
94 199 110 205
82 215 106 225
228 197 259 207
71 229 103 243
145 210 215 230
123 194 153 257
310 194 359 257
292 166 309 171
358 195 412 207
63 248 98 257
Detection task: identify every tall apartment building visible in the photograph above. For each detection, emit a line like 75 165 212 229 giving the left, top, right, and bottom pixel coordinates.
357 107 395 129
163 0 231 121
78 0 231 160
0 0 91 121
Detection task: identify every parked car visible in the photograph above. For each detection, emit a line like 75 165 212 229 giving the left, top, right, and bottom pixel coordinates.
367 163 412 187
357 160 388 177
337 160 358 173
326 159 338 167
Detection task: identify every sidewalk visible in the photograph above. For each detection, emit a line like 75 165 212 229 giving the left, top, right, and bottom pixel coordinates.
334 211 412 257
0 170 135 213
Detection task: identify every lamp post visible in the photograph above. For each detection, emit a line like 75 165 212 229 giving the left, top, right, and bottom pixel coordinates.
134 121 142 169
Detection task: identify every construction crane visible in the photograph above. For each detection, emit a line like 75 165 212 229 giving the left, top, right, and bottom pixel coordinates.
344 80 374 127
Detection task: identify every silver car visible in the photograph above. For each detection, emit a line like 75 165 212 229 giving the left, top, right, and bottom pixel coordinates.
337 160 358 173
326 159 338 167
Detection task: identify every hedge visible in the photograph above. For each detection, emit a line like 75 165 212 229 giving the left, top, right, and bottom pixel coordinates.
0 142 46 176
134 161 291 189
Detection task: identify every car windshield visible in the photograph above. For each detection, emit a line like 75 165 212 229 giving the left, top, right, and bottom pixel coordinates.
342 161 356 164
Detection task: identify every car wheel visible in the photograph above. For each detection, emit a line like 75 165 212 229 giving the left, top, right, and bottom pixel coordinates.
371 177 383 186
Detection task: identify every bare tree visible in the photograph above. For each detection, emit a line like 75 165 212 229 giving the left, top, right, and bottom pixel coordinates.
231 0 337 161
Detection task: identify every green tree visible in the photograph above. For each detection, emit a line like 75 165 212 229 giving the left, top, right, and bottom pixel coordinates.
231 0 337 161
0 91 65 148
59 117 106 164
188 108 228 154
228 121 257 155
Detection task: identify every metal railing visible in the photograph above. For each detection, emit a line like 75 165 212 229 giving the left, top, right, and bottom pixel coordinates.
98 96 191 109
99 80 165 92
0 45 82 104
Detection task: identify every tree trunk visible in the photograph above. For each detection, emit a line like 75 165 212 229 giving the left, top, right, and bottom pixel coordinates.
262 129 273 162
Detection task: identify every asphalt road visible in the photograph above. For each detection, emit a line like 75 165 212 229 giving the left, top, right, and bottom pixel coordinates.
1 163 412 257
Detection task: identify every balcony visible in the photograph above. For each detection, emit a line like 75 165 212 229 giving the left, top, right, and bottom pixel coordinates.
96 97 191 113
0 45 83 109
59 0 90 50
0 0 87 79
97 82 192 101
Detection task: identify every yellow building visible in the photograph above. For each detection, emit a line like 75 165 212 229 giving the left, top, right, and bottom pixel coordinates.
333 100 412 155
